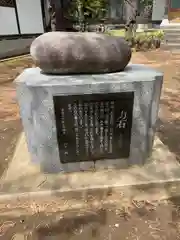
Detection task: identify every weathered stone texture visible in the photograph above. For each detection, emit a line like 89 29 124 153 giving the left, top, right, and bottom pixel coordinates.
15 64 163 173
30 32 132 74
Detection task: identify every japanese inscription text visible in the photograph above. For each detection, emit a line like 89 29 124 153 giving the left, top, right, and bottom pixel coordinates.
53 92 134 163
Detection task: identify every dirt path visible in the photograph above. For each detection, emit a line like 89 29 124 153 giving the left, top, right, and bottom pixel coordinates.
132 50 180 162
0 57 32 176
0 197 180 239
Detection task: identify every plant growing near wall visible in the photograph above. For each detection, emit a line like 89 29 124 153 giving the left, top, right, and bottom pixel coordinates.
108 29 164 51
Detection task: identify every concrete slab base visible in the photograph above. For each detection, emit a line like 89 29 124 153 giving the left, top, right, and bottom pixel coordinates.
1 132 180 204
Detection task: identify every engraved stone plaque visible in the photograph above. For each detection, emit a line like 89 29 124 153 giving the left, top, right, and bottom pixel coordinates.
53 92 134 163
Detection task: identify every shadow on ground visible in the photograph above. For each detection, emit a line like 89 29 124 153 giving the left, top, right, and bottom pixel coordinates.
36 208 107 240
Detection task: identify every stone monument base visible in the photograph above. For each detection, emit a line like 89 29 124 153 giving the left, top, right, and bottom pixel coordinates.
15 64 163 173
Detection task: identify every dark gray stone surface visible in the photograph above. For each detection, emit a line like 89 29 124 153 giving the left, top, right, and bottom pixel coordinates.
15 64 163 173
30 32 131 74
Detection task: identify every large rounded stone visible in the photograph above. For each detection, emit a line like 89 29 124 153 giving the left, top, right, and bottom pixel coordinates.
30 32 132 74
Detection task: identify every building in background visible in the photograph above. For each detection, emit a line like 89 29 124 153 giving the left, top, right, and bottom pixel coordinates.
1 0 179 38
152 0 166 24
160 0 180 26
109 0 162 24
168 0 180 22
0 0 45 36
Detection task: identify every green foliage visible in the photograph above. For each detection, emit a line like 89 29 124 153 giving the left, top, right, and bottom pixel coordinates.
107 29 164 38
107 29 164 51
68 0 108 22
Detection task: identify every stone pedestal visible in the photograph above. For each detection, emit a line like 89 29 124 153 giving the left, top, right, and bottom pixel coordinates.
15 64 163 173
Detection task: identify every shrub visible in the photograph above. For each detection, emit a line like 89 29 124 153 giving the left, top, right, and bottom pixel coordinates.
106 29 164 51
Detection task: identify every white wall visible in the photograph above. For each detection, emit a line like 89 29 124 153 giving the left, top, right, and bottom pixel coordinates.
16 0 44 34
0 7 19 35
152 0 166 21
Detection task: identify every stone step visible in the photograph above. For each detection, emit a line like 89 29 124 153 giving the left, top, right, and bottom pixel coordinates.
164 37 180 44
164 36 180 42
164 30 180 35
161 42 180 51
162 29 180 32
161 25 180 30
163 32 180 41
165 31 180 36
